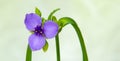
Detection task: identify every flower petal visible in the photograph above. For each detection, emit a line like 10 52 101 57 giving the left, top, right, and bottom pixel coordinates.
24 13 42 31
43 21 58 38
28 34 46 51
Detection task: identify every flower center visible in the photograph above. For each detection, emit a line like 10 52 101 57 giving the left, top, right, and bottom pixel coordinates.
34 25 44 35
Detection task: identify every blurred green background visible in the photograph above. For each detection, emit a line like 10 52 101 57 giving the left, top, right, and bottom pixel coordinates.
0 0 120 61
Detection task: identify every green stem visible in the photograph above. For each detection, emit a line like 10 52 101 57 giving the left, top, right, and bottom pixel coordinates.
55 34 61 61
26 45 32 61
71 22 88 61
58 17 88 61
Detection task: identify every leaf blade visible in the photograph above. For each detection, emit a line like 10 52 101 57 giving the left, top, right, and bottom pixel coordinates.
35 7 42 16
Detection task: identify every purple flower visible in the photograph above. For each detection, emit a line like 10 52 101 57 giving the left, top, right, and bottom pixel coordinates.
24 13 58 51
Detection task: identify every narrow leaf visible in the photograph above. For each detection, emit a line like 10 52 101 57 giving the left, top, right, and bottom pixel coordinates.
58 17 75 27
48 8 60 20
35 7 42 16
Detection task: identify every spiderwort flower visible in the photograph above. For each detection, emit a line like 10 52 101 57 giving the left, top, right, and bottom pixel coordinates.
24 13 58 51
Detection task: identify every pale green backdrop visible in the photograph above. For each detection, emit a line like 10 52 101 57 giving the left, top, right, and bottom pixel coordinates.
0 0 120 61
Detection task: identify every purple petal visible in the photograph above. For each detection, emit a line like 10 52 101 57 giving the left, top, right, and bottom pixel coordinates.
28 34 46 51
24 13 42 31
43 21 58 38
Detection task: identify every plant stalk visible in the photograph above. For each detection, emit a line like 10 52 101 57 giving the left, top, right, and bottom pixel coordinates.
72 23 88 61
58 17 88 61
26 45 32 61
55 34 61 61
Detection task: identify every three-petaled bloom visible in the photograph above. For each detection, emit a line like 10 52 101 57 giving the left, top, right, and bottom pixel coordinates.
24 13 58 51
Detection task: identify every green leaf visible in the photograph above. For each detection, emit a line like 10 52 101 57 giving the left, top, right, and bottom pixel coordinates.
42 41 49 52
48 8 60 20
35 7 42 16
58 17 75 27
57 17 75 33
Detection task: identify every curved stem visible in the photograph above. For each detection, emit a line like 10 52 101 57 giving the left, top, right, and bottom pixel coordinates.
72 22 88 61
55 34 61 61
26 45 32 61
58 17 88 61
